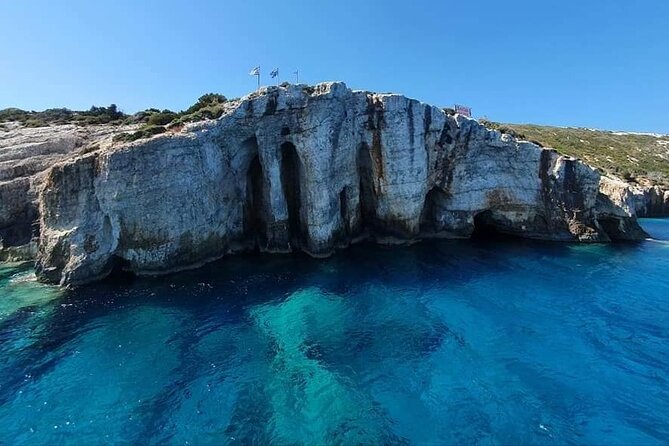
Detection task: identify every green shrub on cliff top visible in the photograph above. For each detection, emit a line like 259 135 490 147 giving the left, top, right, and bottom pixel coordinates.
0 104 126 127
184 93 227 114
147 110 178 126
113 125 167 143
167 93 228 127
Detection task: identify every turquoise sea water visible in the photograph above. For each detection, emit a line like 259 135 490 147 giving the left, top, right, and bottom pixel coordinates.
1 220 668 445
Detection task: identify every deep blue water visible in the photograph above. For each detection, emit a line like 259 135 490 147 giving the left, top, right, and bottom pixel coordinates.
1 220 668 445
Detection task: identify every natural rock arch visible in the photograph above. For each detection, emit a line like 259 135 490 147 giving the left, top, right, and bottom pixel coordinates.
242 137 266 247
420 186 448 233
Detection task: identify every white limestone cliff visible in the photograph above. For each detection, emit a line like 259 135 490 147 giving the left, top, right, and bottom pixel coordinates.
0 83 646 285
25 82 652 285
0 123 137 260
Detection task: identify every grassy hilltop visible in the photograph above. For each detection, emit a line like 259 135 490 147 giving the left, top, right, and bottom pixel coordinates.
481 121 669 187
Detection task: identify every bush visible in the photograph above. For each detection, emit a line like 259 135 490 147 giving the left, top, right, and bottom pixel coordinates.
147 110 178 126
113 125 167 143
184 93 227 115
1 104 128 126
621 170 635 182
0 108 30 122
170 98 227 126
25 118 48 127
74 104 126 125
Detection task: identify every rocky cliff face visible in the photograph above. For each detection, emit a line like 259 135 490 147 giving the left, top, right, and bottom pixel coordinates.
22 82 650 286
632 185 669 217
0 123 135 261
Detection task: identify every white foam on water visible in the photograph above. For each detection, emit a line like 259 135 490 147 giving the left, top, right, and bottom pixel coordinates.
9 271 37 285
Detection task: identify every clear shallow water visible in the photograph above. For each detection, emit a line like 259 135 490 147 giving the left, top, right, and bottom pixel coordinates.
0 220 668 445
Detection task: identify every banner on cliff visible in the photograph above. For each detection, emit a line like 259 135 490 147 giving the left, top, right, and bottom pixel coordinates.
455 104 472 117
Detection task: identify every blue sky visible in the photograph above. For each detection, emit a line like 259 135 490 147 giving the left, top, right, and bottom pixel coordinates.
1 0 668 133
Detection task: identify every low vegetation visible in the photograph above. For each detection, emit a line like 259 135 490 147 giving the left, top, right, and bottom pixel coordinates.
0 104 126 127
482 121 669 187
167 93 228 127
0 93 230 141
112 93 229 141
112 125 167 143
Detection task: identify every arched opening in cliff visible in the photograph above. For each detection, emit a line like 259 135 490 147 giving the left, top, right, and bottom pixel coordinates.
106 255 135 283
245 156 267 246
339 187 350 236
280 142 304 245
471 210 502 239
596 217 647 241
357 142 377 232
420 187 448 233
0 203 38 248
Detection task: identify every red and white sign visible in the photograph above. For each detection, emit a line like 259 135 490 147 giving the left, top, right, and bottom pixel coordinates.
454 104 472 117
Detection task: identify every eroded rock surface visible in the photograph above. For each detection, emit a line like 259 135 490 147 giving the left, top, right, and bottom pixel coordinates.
22 83 652 285
0 123 134 259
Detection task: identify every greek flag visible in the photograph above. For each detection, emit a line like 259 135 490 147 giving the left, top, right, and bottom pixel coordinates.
270 68 279 78
249 66 260 76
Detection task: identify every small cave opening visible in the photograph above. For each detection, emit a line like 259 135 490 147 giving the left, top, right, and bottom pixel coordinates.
245 154 266 243
105 255 135 284
339 187 349 235
420 187 447 233
597 218 621 240
470 210 502 239
241 136 266 248
280 142 303 244
596 217 646 241
357 142 377 230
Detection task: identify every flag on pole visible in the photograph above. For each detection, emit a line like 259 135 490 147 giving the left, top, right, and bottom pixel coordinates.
270 68 279 78
249 66 260 76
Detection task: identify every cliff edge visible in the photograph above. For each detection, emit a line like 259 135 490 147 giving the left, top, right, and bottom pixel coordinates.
2 83 653 285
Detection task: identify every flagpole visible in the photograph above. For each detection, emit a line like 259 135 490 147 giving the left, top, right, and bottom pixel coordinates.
257 67 260 90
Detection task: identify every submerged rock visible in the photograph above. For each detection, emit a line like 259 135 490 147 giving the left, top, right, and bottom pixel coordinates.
2 83 654 285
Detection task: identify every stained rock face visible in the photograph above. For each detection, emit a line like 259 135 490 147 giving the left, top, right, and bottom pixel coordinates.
29 83 649 285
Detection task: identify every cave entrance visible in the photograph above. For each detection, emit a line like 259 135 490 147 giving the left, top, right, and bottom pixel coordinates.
245 155 265 238
106 255 135 284
243 137 265 246
357 142 376 231
420 187 447 233
280 142 303 244
596 217 642 241
339 187 349 235
470 210 501 239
